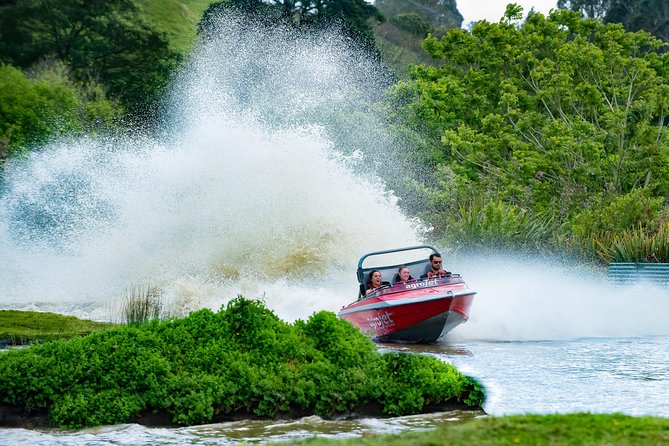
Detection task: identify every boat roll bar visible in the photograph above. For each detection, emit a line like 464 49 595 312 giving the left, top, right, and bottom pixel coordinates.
356 244 440 284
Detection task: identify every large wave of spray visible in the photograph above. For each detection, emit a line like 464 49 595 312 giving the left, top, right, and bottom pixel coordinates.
0 15 422 321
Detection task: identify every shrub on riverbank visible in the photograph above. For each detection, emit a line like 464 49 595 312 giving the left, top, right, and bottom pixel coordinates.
293 413 669 445
0 296 484 428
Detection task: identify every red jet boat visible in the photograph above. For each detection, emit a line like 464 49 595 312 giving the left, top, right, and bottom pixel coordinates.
337 245 476 343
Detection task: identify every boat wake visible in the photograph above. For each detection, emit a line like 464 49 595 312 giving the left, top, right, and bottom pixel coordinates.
446 253 669 341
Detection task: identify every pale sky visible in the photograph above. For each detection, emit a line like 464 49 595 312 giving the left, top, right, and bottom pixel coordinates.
457 0 558 27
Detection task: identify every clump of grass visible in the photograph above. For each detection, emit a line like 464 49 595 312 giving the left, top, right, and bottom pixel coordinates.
595 224 669 263
441 199 557 251
121 285 163 325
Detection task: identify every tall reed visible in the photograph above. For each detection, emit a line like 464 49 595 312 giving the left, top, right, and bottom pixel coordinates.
121 285 163 325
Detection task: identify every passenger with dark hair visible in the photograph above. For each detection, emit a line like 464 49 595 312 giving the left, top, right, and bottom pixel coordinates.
395 265 414 283
420 252 451 279
366 270 390 295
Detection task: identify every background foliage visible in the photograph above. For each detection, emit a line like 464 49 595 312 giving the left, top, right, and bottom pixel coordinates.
198 0 384 55
0 62 120 159
386 6 669 260
559 0 668 42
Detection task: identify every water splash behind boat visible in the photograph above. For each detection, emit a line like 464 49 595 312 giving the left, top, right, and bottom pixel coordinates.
0 15 422 321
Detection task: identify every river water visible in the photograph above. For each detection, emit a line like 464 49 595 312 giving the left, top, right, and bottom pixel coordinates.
2 251 669 444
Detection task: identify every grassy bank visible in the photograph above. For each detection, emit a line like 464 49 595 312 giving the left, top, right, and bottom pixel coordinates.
0 310 114 346
0 297 484 428
139 0 216 52
295 413 669 445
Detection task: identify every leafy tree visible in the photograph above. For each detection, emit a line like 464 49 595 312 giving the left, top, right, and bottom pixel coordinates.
605 0 668 43
388 6 669 252
199 0 384 53
557 0 612 19
0 63 120 159
0 0 180 119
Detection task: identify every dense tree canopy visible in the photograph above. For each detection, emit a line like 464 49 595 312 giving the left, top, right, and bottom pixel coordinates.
199 0 384 52
558 0 668 43
0 0 180 118
0 63 120 158
388 7 669 254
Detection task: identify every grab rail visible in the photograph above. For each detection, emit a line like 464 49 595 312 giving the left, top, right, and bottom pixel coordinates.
356 245 439 284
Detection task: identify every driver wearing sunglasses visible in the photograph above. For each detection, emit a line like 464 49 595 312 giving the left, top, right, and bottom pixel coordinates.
420 252 451 279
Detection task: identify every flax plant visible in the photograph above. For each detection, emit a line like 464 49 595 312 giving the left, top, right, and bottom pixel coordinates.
595 225 669 263
443 199 556 251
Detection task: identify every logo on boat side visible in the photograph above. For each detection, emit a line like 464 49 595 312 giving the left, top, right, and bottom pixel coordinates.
368 311 395 330
404 279 438 290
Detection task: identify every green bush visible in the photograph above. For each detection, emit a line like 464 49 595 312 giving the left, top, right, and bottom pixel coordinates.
595 224 669 263
567 189 666 261
570 189 664 242
380 353 482 415
0 296 485 428
0 63 121 158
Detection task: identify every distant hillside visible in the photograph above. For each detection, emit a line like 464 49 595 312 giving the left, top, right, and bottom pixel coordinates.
372 20 437 74
138 0 218 51
372 0 462 75
137 0 452 75
374 0 462 29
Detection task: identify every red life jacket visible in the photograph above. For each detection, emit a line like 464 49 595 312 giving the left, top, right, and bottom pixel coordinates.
426 269 446 278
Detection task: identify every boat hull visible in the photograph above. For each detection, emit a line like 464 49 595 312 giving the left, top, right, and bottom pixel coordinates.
338 277 475 343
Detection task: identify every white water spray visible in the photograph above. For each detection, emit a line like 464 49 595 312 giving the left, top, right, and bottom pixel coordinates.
448 253 669 341
0 16 422 321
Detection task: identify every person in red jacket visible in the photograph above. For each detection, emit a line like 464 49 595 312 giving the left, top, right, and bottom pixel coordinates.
420 253 451 279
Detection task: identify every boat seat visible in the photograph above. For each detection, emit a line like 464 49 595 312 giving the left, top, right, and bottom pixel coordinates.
358 283 366 298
